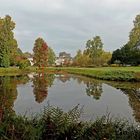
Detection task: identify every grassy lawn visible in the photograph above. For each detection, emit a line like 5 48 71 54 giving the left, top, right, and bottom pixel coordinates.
52 66 140 82
86 66 140 72
0 66 139 81
57 66 140 72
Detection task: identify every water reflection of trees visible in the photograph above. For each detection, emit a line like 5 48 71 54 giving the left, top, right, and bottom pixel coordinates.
107 82 140 123
71 75 103 100
73 75 140 122
57 75 103 100
86 82 102 100
0 75 29 122
33 73 55 103
124 89 140 123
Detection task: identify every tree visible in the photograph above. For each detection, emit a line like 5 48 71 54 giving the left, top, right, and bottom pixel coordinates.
18 59 31 69
111 49 122 64
73 49 83 66
48 47 56 66
23 52 33 58
99 51 112 66
0 15 15 67
128 14 140 48
33 38 48 67
86 36 103 65
0 15 28 68
82 51 92 66
111 14 140 65
73 37 110 67
9 39 19 66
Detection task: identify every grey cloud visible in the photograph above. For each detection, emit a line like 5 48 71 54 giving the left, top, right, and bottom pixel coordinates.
0 0 140 56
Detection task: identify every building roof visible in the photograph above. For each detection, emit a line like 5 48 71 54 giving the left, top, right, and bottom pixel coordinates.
59 52 71 58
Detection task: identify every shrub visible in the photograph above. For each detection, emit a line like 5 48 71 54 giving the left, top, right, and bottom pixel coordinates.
18 59 31 69
0 105 140 140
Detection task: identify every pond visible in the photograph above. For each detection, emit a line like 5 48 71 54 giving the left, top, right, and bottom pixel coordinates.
0 73 140 124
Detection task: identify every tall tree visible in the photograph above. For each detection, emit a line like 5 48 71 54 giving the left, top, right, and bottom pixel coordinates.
86 36 103 65
128 14 140 48
33 38 48 67
111 14 140 65
0 15 15 67
0 15 27 68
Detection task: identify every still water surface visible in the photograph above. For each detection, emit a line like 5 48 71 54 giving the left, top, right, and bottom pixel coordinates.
0 73 140 123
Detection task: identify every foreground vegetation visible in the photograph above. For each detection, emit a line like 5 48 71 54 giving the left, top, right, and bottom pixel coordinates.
0 105 140 140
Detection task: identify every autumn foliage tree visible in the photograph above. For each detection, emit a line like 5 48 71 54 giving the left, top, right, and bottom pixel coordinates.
33 38 48 67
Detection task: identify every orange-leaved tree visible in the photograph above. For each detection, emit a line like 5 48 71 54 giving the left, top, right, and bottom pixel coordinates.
33 38 48 67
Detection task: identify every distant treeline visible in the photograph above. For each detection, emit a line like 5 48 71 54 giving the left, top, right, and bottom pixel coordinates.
0 14 140 69
73 14 140 67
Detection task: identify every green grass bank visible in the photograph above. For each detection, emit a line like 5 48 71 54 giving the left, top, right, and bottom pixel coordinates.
53 67 140 82
0 66 140 81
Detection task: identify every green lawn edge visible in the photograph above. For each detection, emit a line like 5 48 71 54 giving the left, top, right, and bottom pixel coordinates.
0 66 140 82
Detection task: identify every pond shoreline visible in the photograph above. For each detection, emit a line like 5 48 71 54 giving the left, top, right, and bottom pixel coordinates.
0 66 140 82
59 67 140 82
0 68 140 139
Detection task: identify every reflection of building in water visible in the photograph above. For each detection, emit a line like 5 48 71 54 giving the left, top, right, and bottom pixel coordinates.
33 74 55 103
57 74 71 83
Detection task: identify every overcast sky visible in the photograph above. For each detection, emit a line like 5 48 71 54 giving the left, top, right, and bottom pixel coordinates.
0 0 140 56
